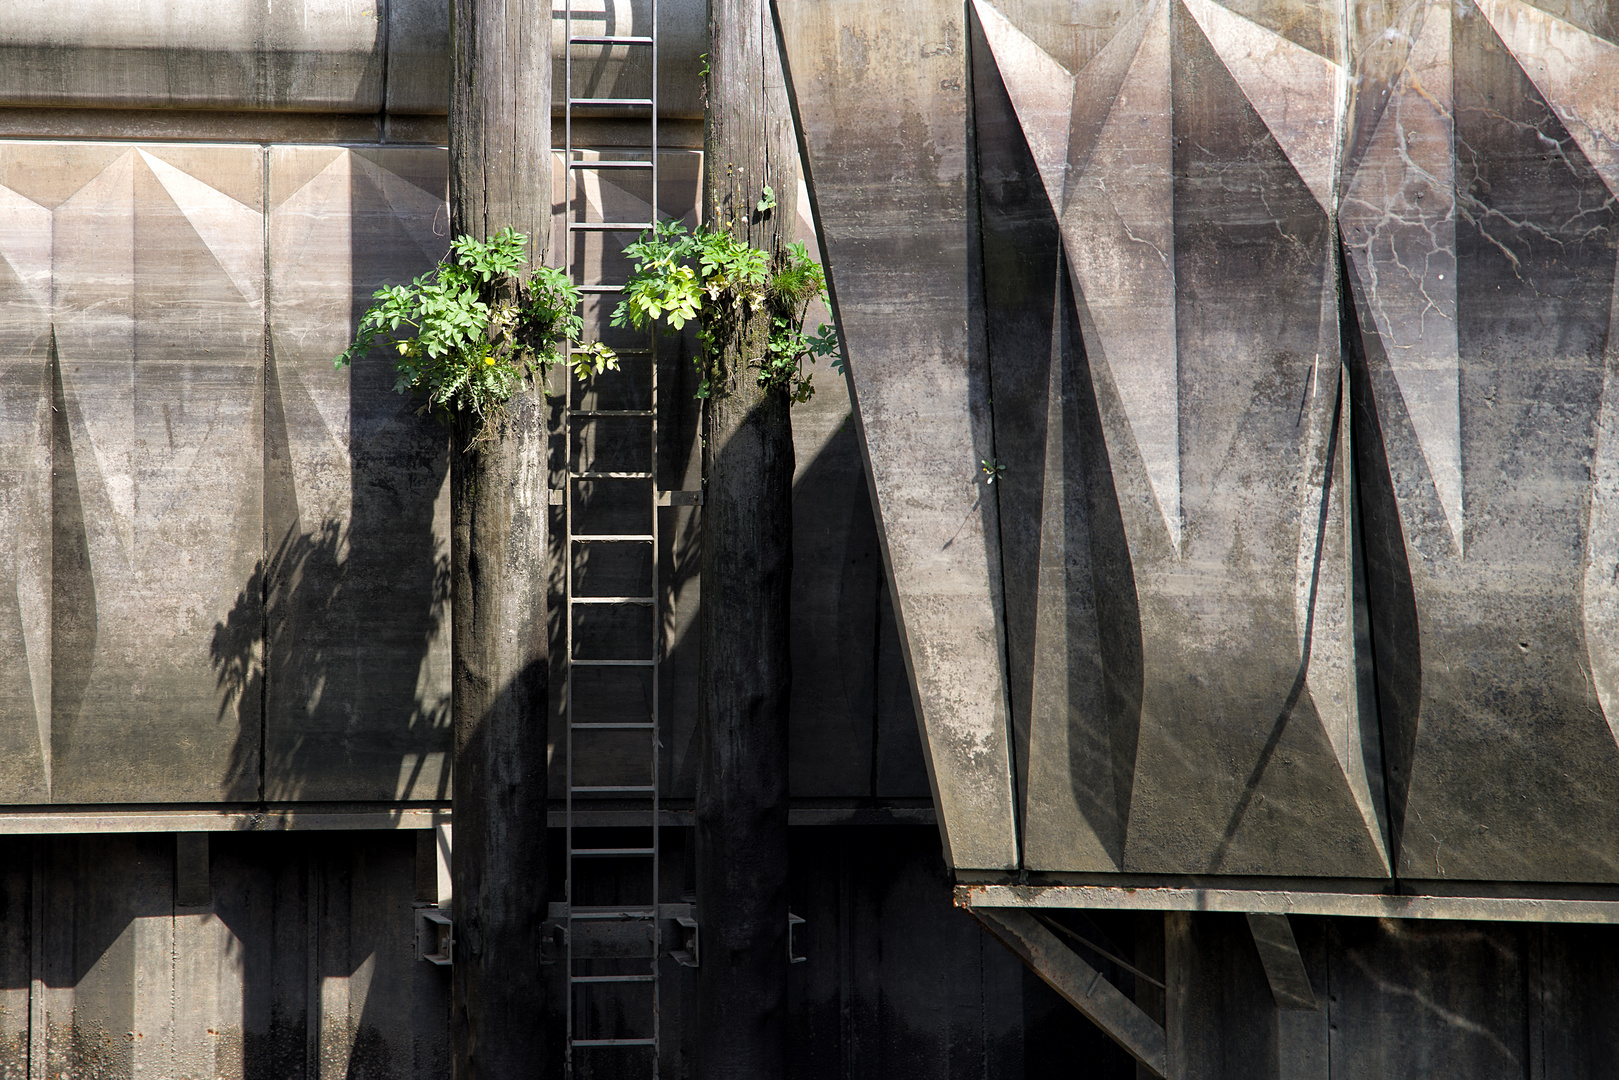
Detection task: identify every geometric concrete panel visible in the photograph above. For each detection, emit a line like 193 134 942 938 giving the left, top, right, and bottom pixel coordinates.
778 0 1019 870
1477 0 1619 198
975 0 1389 876
45 143 265 802
0 139 457 805
1347 0 1619 882
0 158 53 802
265 147 452 801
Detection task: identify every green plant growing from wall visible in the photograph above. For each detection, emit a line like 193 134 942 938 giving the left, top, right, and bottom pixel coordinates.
611 219 839 403
336 227 616 440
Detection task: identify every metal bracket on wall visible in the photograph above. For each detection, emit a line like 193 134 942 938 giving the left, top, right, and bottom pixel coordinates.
672 914 700 968
656 489 703 506
539 920 567 965
969 907 1167 1079
788 913 806 964
547 901 699 967
1245 913 1318 1010
415 906 453 966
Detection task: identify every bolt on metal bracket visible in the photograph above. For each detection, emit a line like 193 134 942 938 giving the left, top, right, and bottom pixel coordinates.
789 913 807 964
672 915 700 968
415 906 453 966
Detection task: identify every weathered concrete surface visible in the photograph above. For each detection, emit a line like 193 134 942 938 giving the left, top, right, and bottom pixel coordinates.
6 143 268 802
538 152 930 805
777 0 1021 872
264 146 453 802
0 0 394 113
0 832 450 1080
968 0 1385 877
0 0 707 119
0 141 455 803
0 150 53 803
1343 0 1619 883
792 0 1619 887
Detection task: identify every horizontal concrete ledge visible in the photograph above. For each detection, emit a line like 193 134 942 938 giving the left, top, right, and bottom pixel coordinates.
956 884 1619 925
0 804 449 833
0 107 448 143
0 803 935 833
0 110 702 148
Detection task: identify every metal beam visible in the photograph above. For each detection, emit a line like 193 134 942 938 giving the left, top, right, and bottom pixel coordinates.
971 908 1167 1077
956 883 1619 924
1245 914 1317 1010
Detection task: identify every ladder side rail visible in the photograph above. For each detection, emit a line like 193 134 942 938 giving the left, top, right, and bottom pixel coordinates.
649 0 662 1074
562 4 576 1079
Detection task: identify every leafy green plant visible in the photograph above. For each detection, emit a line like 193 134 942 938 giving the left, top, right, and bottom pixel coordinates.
612 220 840 403
336 227 616 439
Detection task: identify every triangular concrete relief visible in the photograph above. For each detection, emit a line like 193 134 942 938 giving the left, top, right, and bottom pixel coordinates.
841 0 1393 876
1478 0 1619 197
0 183 51 314
1180 0 1343 213
1340 0 1463 555
778 0 1020 872
138 149 264 307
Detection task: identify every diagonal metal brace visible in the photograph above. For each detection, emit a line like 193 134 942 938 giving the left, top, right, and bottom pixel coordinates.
971 907 1167 1077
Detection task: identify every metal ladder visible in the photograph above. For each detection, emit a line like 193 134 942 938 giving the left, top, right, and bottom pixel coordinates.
561 1 664 1076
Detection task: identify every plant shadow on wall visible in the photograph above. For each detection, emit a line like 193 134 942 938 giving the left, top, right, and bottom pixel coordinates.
210 229 613 802
209 332 456 802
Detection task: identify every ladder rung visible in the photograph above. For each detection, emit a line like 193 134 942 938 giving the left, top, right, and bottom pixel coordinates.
573 847 657 857
573 471 653 480
579 285 625 294
569 160 655 170
571 660 656 667
570 34 655 45
567 907 658 920
569 221 655 232
572 723 656 731
572 784 656 793
571 974 657 984
571 534 655 542
571 596 656 605
572 1039 658 1048
571 347 652 356
570 409 655 417
569 97 655 107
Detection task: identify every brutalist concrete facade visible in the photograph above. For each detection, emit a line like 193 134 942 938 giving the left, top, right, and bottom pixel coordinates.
779 0 1619 890
0 3 1066 1078
776 0 1619 1073
8 0 1619 1075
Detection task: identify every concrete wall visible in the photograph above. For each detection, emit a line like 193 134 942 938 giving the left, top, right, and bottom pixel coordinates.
0 0 705 119
779 0 1619 889
0 831 450 1080
0 131 928 809
1160 910 1619 1080
0 141 456 803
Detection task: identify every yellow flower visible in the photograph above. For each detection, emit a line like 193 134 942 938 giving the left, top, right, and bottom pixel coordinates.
485 355 496 366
